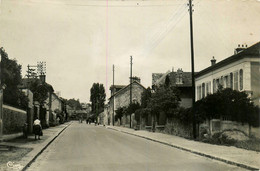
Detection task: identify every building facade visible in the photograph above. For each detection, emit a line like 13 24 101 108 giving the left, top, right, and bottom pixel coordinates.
108 79 146 126
195 42 260 106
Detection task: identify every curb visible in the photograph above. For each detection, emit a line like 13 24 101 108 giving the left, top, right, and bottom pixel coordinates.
107 127 259 171
21 123 71 171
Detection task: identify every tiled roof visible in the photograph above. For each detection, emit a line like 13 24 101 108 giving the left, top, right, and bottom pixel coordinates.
168 72 192 87
152 71 194 87
152 73 164 85
195 41 260 78
109 85 126 90
109 81 146 100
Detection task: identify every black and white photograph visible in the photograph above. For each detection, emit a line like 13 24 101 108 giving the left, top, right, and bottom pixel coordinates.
0 0 260 170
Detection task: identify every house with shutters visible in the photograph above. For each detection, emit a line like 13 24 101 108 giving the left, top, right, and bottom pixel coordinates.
195 42 260 107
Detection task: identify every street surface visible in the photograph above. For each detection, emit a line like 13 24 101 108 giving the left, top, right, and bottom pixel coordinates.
27 122 245 171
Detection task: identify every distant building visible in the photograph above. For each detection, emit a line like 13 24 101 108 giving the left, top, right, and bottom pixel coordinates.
108 77 146 126
195 42 260 106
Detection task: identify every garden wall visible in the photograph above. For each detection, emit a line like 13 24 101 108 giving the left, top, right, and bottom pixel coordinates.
3 104 26 135
251 127 260 139
199 119 259 138
164 120 192 139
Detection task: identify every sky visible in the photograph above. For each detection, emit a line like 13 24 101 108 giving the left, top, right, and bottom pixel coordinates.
0 0 260 103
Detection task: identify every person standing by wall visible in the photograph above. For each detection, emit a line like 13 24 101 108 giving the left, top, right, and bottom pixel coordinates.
33 117 42 140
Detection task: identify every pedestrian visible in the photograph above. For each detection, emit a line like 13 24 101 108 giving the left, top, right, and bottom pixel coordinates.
33 117 42 140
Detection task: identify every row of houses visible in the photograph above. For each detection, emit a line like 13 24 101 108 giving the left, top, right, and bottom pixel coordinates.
98 42 260 135
20 74 68 130
0 73 68 140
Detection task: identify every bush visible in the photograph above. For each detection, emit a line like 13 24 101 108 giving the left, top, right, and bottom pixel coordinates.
195 88 258 125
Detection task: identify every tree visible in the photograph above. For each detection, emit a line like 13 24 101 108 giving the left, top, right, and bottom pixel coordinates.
28 79 50 105
149 85 181 118
141 87 152 108
165 75 170 87
115 106 126 124
67 98 81 110
126 102 140 116
0 47 28 109
90 83 106 116
194 88 259 125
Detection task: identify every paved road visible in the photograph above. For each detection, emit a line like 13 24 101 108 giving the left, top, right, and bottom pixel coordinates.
27 122 245 171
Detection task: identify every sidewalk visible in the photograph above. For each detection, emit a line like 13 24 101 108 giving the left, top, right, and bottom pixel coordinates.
107 126 260 170
0 122 71 171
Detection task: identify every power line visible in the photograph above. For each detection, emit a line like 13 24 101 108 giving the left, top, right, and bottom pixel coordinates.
142 3 188 56
65 4 186 8
12 0 189 8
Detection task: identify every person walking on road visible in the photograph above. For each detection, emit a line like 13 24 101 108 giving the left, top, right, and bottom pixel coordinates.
33 117 42 140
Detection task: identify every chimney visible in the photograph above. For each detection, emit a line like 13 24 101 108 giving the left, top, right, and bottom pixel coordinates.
130 76 141 83
176 68 183 84
234 44 246 54
39 75 46 84
211 56 216 66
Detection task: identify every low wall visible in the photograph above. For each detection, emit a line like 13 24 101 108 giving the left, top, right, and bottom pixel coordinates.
164 120 192 139
204 119 251 136
251 127 260 139
3 105 26 135
221 120 249 135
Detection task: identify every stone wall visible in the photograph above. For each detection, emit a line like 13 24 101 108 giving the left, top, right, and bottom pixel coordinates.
164 120 192 139
251 127 260 139
200 119 252 137
3 105 26 135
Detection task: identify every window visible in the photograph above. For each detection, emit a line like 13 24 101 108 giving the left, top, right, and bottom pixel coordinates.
240 69 243 90
197 85 201 100
230 73 233 89
202 83 205 98
224 75 228 88
206 82 211 95
234 71 238 90
213 79 216 93
216 78 220 91
220 76 224 87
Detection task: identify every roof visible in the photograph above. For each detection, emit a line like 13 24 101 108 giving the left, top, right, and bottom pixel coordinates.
110 85 126 89
109 81 146 100
195 41 260 78
152 73 164 85
19 78 54 92
152 71 194 87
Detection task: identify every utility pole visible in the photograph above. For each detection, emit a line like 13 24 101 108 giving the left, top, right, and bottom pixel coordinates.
0 48 3 137
112 64 115 126
129 56 133 128
188 0 196 139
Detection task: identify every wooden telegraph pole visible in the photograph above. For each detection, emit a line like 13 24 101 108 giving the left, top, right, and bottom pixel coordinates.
188 0 196 139
112 64 115 126
0 48 3 137
129 56 133 128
